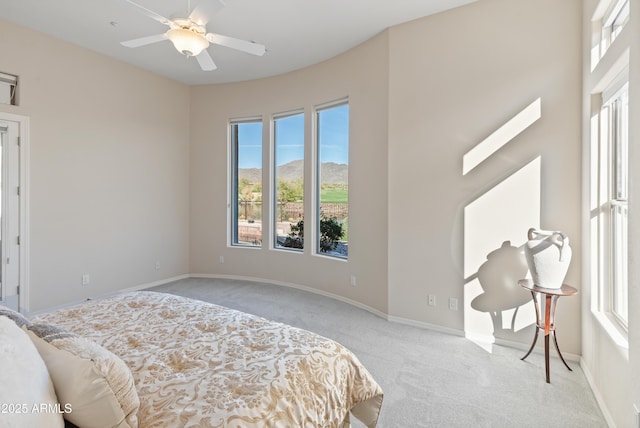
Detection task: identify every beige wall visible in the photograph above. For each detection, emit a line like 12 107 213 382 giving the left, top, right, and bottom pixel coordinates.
1 0 584 348
581 0 639 426
0 19 191 311
189 32 390 314
387 0 583 353
3 0 633 423
189 0 584 354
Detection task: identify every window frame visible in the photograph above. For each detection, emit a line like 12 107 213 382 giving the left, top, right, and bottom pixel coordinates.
601 0 629 49
229 117 264 248
0 72 18 106
594 77 629 332
591 0 630 70
271 109 305 252
314 98 349 260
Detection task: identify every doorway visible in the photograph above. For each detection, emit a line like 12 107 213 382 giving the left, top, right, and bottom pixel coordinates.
0 113 28 312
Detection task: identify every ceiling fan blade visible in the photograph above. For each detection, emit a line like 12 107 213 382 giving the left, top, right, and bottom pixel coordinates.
121 33 168 48
196 50 217 71
189 0 226 26
205 33 266 56
123 0 172 26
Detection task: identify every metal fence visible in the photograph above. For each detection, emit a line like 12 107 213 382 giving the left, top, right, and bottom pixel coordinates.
241 202 349 222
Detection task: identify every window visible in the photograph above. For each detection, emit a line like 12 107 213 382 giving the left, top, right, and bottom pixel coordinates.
273 111 305 250
602 0 629 52
228 100 352 260
0 72 18 106
230 119 263 247
595 79 628 329
316 101 349 258
591 0 630 70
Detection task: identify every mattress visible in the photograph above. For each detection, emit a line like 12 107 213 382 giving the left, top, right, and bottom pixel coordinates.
33 291 383 427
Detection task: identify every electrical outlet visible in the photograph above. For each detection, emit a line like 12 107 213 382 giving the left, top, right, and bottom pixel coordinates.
428 294 436 306
449 297 458 311
350 275 357 287
219 256 224 264
155 261 160 270
81 274 90 286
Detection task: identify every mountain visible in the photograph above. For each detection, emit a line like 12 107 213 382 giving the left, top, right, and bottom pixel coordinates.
238 167 262 184
239 160 348 185
320 162 348 184
276 159 304 182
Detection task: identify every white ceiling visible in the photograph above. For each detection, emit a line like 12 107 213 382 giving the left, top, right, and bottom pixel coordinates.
0 0 475 85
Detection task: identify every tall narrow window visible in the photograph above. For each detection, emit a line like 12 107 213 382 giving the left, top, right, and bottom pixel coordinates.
230 119 263 247
596 79 628 328
273 111 305 250
608 84 628 326
316 101 349 258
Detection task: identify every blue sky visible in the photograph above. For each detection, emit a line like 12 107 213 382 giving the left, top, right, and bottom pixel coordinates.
274 113 304 167
237 104 349 168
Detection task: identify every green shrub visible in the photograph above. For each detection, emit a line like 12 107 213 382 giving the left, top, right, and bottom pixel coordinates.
282 214 344 252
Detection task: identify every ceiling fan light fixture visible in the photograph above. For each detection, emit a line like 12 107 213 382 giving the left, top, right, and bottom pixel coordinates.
166 28 209 57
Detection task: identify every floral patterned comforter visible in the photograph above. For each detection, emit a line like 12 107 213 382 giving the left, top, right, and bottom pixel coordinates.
34 291 383 427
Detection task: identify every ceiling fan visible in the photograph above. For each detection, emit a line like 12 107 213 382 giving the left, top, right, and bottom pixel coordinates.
120 0 266 71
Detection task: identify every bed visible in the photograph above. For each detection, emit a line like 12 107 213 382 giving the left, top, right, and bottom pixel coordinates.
27 291 383 427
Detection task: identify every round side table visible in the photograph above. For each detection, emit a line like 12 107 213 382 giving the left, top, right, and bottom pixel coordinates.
518 279 578 383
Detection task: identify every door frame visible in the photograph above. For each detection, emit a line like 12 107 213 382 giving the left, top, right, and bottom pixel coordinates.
0 112 29 313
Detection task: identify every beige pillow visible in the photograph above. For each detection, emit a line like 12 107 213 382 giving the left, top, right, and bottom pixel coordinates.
0 316 64 428
26 324 140 428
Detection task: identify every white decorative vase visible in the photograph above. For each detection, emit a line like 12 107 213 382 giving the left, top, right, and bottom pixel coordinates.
524 228 572 289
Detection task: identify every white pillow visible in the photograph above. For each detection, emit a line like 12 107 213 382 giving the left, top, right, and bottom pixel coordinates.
27 324 140 428
0 316 64 428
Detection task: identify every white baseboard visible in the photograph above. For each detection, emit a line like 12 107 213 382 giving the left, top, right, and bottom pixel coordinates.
580 358 616 428
188 273 581 364
120 274 191 293
27 274 190 317
387 314 464 337
28 273 583 368
26 272 612 427
28 296 95 317
190 273 389 320
30 272 612 426
495 335 581 363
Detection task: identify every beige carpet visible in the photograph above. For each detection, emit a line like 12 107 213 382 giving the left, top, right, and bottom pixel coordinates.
149 277 606 428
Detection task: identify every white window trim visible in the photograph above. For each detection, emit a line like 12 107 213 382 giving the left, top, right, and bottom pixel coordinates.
228 116 263 249
0 72 18 106
590 0 630 70
313 98 349 260
590 74 629 347
271 109 305 252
